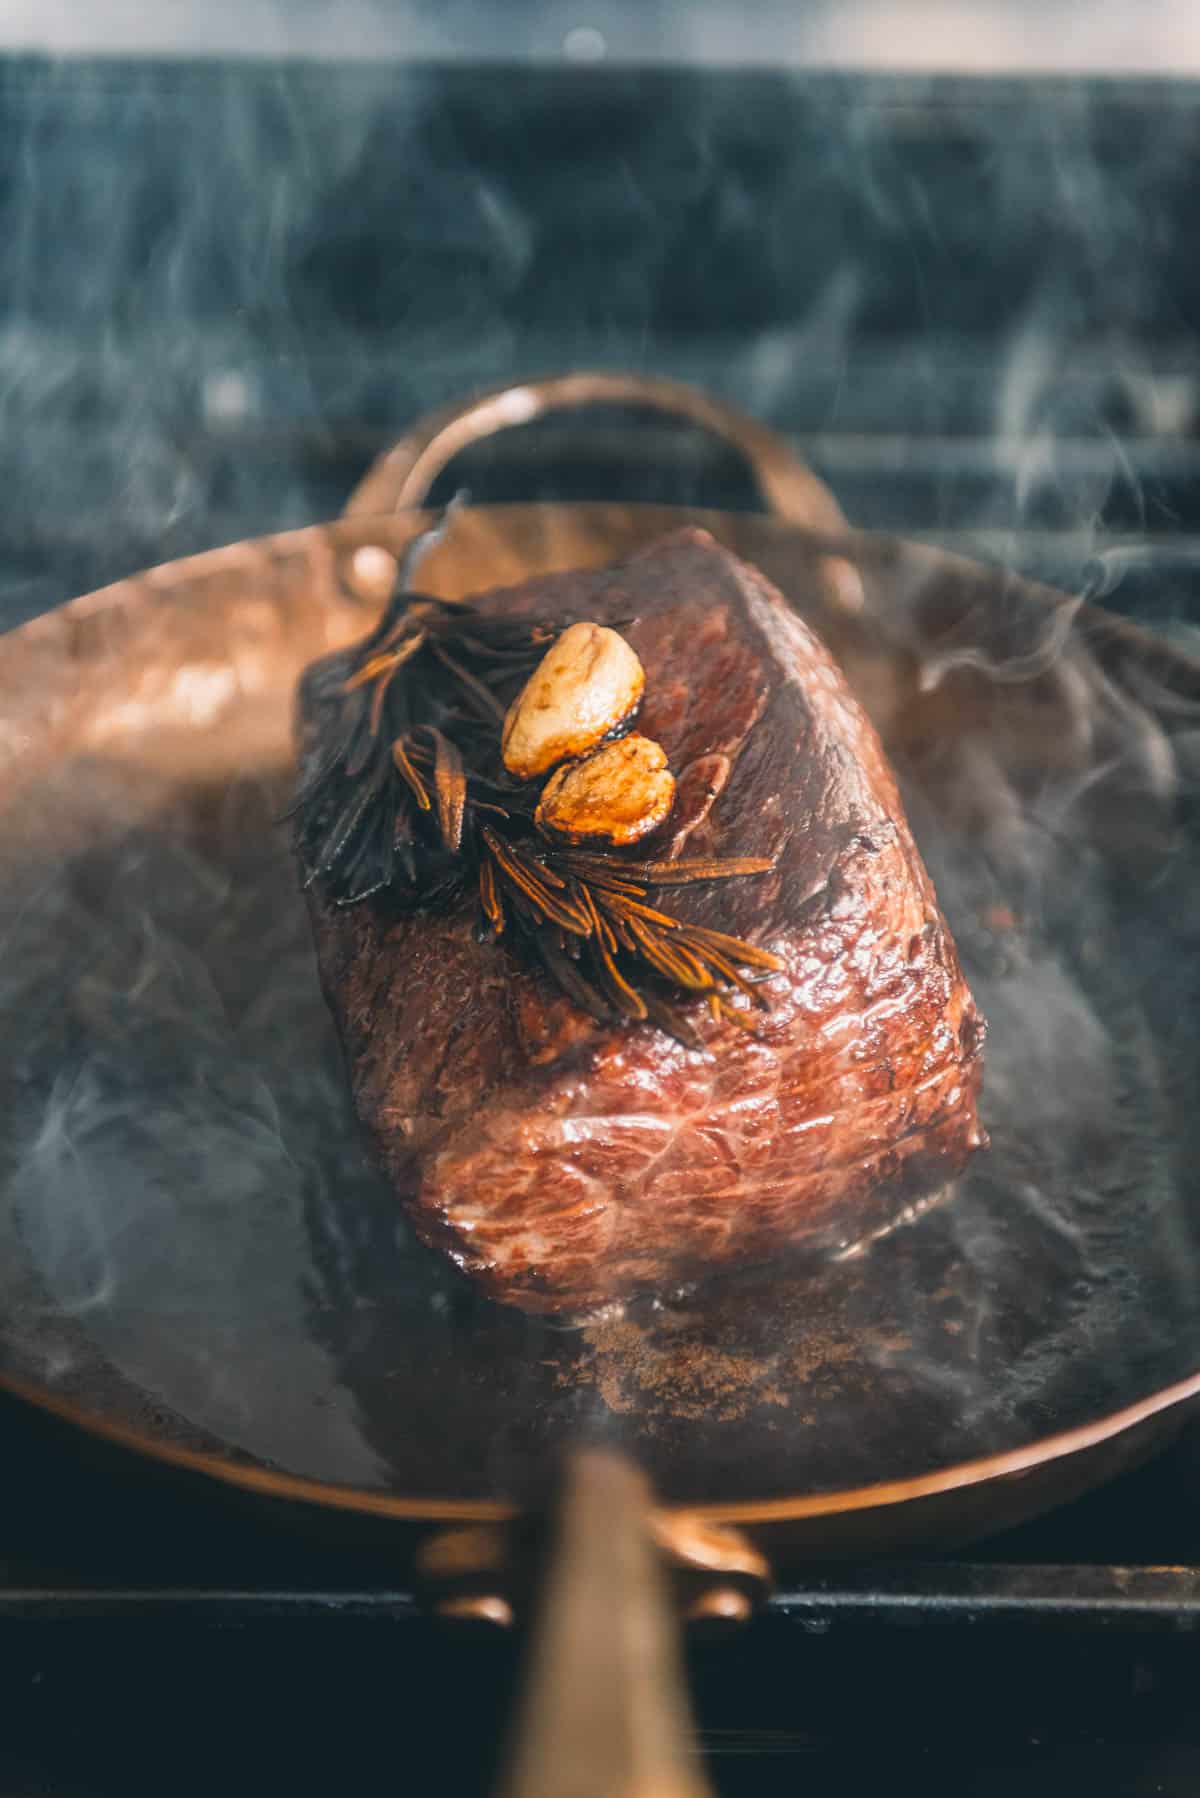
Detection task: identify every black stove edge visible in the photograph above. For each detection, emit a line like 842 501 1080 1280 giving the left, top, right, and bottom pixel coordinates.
3 1563 1200 1627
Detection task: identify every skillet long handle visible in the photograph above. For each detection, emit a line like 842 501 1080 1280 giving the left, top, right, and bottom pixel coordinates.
344 370 846 534
499 1449 713 1798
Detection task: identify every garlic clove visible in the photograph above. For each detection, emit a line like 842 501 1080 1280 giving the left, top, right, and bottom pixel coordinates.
536 734 676 847
501 621 644 780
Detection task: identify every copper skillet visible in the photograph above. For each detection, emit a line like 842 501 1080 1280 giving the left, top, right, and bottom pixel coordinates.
1 374 1200 1735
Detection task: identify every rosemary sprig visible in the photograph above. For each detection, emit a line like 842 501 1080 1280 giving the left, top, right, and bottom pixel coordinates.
293 506 781 1043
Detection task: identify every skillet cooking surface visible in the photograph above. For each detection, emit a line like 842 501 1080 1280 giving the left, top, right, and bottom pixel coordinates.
0 507 1198 1513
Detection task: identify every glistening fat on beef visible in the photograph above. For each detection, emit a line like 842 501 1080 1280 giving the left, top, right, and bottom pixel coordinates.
294 527 986 1315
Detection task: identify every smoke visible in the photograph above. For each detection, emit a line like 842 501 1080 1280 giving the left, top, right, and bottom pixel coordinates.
0 773 400 1484
2 56 1197 632
0 515 1195 1507
0 50 1198 1506
559 568 1200 1501
0 57 521 623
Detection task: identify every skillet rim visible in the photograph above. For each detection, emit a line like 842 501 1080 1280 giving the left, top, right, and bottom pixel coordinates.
2 500 1198 1530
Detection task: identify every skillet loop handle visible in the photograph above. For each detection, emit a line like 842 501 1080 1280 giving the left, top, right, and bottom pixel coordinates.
343 371 846 534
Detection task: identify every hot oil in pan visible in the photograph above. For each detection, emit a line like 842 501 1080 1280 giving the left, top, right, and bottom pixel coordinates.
0 601 1198 1506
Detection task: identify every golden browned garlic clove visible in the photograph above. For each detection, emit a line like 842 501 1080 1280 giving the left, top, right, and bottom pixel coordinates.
501 622 644 780
536 735 676 847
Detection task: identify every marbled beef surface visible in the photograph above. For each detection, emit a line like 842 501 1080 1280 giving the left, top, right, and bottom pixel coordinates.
298 529 985 1314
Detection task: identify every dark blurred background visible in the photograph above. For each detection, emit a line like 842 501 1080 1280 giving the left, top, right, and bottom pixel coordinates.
0 32 1199 637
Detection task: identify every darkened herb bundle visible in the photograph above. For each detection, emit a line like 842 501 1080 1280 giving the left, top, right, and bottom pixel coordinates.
291 513 779 1044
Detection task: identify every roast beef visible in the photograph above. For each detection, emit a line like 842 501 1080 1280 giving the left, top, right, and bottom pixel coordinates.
298 528 986 1314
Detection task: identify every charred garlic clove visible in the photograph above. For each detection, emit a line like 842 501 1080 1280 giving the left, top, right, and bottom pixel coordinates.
536 734 676 847
501 621 644 780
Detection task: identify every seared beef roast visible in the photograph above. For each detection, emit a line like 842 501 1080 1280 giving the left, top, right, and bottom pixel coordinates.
298 529 985 1314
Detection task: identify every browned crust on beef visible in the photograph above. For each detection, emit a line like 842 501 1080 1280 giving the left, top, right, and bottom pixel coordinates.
299 528 985 1313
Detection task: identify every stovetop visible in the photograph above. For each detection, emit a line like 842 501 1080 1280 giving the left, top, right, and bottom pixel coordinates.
3 52 1200 1797
3 1391 1200 1797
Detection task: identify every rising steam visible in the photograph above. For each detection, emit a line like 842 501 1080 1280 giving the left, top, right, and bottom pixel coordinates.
0 52 1198 1501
